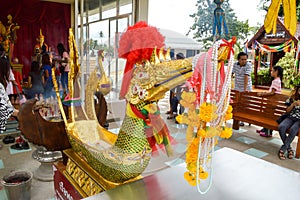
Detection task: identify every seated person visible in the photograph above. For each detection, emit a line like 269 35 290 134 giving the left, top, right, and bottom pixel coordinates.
277 85 300 160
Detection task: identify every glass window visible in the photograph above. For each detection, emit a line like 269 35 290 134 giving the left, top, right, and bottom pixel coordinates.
78 14 87 26
119 0 132 15
102 8 117 19
186 50 197 58
76 0 133 97
102 1 117 19
88 12 100 23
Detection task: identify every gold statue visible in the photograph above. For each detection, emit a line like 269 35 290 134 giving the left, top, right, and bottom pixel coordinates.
0 21 6 37
5 15 20 43
0 14 20 58
34 29 48 54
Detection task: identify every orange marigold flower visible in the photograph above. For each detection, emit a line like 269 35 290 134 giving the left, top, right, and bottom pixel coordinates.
176 113 190 125
184 171 199 186
184 171 193 181
206 127 219 138
180 99 196 110
199 170 209 179
227 105 233 113
225 105 233 120
225 112 233 121
188 177 198 186
197 128 206 138
199 103 218 122
175 114 183 124
220 127 232 139
186 162 197 172
181 91 196 103
187 111 200 127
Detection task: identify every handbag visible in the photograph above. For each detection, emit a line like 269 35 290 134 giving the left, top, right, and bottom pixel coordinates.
14 85 27 105
276 113 289 124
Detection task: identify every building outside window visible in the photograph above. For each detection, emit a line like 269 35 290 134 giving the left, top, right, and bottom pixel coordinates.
76 0 133 99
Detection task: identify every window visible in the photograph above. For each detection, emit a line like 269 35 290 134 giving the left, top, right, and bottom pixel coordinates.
76 0 133 98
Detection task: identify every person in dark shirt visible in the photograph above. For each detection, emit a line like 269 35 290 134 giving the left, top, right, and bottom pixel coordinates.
25 61 45 99
278 85 300 160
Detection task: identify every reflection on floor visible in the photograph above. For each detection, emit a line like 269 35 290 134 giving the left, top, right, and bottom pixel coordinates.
235 136 257 144
0 98 300 200
243 148 269 158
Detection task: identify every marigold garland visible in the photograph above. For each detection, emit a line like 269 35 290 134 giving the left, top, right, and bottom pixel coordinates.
175 39 235 192
199 102 218 122
176 88 233 188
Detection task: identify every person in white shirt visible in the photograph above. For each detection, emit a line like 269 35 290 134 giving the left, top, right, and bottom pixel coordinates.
0 55 19 133
232 52 252 92
232 52 253 126
57 43 69 94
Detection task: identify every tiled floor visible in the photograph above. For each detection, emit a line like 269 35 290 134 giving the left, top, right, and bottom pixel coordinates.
243 148 269 158
0 93 300 199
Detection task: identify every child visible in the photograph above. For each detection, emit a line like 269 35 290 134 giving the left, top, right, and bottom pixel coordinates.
257 66 283 137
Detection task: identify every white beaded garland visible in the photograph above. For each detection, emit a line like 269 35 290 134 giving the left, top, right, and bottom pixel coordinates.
193 39 234 194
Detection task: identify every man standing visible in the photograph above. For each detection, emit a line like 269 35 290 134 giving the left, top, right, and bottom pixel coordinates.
232 52 252 126
232 52 252 92
167 53 185 121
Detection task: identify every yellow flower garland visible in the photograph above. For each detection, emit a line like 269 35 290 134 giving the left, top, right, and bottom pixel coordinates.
199 102 218 122
176 91 233 186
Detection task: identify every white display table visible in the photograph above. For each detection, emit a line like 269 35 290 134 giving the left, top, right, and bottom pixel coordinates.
85 147 300 200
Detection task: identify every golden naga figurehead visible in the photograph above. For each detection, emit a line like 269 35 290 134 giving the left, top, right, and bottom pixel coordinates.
125 49 193 104
118 21 193 104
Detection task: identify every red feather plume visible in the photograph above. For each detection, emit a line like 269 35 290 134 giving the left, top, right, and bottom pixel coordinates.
118 21 165 99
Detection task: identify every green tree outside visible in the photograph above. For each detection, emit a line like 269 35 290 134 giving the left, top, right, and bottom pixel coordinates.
187 0 260 51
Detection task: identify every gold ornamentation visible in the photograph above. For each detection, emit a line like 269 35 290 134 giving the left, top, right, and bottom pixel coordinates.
97 50 112 95
64 159 103 197
53 29 193 183
0 14 20 58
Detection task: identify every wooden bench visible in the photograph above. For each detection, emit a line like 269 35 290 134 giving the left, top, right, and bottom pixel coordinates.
230 90 300 159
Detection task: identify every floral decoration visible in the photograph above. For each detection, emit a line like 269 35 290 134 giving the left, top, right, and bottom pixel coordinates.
177 92 233 186
199 102 218 122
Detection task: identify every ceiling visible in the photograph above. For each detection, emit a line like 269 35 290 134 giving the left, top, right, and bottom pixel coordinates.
42 0 123 11
42 0 74 3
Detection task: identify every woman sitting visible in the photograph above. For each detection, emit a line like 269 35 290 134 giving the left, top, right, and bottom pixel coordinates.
278 85 300 160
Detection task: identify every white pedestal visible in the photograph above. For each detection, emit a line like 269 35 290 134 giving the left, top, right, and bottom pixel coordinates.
32 148 62 181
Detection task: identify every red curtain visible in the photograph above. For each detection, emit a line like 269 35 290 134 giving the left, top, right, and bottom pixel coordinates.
0 0 71 77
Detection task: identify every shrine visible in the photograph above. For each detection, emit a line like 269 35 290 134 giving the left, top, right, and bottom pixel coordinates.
247 18 299 88
0 1 300 200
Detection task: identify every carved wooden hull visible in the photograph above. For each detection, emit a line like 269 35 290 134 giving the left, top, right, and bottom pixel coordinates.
18 99 71 151
18 93 108 152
